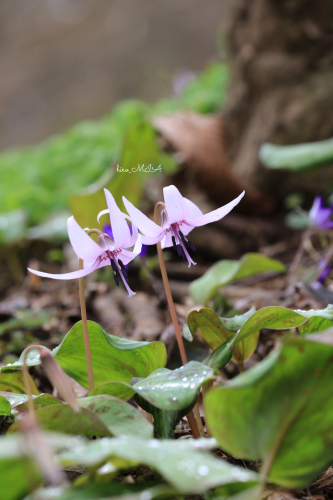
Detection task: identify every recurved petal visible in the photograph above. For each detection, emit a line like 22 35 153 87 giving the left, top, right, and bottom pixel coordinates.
185 191 245 228
67 216 103 262
183 197 203 220
28 258 101 280
104 189 131 247
141 232 165 245
163 185 189 224
123 196 163 238
97 208 109 223
118 249 140 266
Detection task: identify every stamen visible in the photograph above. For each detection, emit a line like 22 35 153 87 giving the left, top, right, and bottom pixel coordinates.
186 240 196 252
113 273 120 287
179 230 196 252
176 244 185 259
110 258 118 273
118 260 128 280
172 235 178 253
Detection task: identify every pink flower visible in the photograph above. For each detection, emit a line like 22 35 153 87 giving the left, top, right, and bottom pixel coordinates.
28 190 141 296
121 185 245 267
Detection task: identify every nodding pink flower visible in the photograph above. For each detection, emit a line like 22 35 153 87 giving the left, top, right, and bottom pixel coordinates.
28 189 141 297
121 185 245 267
309 196 333 230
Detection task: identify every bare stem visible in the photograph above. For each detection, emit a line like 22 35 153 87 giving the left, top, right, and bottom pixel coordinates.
154 203 201 439
78 228 102 392
22 345 41 421
237 360 244 373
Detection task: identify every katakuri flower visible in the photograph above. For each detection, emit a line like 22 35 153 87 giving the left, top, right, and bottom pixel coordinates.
28 189 141 296
120 185 245 267
308 196 333 230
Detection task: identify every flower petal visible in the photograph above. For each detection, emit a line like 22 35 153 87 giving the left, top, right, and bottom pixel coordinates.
28 258 100 280
183 197 203 220
118 249 140 265
133 234 142 255
123 196 163 238
67 216 103 262
185 191 245 228
104 189 131 247
141 232 165 245
163 185 189 224
161 231 173 249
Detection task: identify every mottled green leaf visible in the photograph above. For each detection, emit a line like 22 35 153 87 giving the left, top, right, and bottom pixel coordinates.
205 332 333 488
58 436 259 494
1 321 167 389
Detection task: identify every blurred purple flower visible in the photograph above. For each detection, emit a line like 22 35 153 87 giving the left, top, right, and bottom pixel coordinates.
317 259 331 284
308 196 333 229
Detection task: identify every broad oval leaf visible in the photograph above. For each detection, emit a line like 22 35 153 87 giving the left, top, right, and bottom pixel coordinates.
89 361 215 412
9 395 152 440
205 333 333 488
190 253 286 304
1 321 167 389
57 436 259 494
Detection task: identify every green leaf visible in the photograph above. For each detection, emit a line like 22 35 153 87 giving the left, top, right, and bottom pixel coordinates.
0 396 11 417
0 392 60 409
296 306 333 334
58 436 259 494
0 434 42 500
220 307 256 332
203 332 239 370
188 308 259 363
1 321 167 389
78 395 153 439
205 333 333 488
88 362 215 413
9 395 153 440
0 370 39 395
190 253 286 304
26 483 175 500
8 405 112 438
131 362 214 411
259 137 333 171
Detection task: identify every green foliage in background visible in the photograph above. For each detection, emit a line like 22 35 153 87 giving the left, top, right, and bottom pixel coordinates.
0 61 228 244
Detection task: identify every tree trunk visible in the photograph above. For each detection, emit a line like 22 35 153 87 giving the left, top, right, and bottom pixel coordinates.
223 0 333 200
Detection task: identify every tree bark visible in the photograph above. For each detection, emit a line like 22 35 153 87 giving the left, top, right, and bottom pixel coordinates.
223 0 333 200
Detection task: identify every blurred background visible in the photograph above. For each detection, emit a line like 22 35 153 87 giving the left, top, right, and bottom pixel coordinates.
0 0 230 149
1 0 333 365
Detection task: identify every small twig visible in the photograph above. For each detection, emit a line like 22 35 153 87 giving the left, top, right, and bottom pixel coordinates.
154 202 201 439
78 228 102 392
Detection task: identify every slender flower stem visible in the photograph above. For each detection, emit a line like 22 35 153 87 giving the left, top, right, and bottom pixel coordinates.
154 203 202 439
78 228 103 392
22 345 41 421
